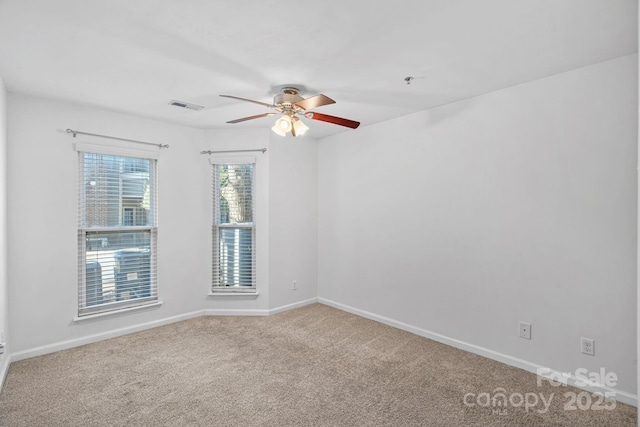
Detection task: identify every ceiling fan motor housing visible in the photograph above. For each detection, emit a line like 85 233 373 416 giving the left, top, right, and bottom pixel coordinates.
274 87 304 109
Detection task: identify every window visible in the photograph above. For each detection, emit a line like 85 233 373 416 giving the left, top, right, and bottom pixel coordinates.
212 160 256 292
78 151 158 316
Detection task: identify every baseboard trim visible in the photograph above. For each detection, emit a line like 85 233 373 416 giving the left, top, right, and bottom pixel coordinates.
318 298 638 408
11 309 205 362
2 298 318 396
203 308 270 316
12 298 320 364
269 297 318 315
0 353 11 392
203 297 319 317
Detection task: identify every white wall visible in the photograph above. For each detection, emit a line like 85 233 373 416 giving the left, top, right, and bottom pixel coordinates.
200 129 319 312
637 12 640 412
201 128 272 312
268 134 318 309
0 75 8 365
5 100 319 356
7 94 207 353
318 55 638 396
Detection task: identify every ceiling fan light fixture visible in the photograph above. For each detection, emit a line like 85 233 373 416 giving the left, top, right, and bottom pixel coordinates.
275 115 292 132
222 87 360 137
292 117 309 136
271 124 287 136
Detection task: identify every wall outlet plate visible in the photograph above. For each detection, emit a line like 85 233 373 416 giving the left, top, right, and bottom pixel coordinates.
519 322 531 340
581 337 595 356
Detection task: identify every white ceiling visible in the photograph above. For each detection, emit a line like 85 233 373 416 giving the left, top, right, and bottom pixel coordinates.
0 0 636 138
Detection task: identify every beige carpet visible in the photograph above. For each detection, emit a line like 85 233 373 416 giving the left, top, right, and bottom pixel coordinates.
0 303 636 426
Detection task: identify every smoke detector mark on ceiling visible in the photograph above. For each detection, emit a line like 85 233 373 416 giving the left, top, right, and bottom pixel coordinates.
169 100 204 111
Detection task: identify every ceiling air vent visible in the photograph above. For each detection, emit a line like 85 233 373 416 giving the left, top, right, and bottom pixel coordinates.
169 100 204 111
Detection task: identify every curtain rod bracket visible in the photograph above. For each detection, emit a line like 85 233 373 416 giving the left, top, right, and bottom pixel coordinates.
66 128 169 149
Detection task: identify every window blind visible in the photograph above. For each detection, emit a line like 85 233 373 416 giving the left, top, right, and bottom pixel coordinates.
212 162 256 291
78 152 158 316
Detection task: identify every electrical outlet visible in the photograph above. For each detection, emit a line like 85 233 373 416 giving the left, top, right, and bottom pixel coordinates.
519 322 531 340
581 337 595 356
292 280 297 290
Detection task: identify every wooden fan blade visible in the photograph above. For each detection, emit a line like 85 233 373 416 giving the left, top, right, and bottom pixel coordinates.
227 113 276 124
220 94 274 108
294 94 336 111
304 112 360 129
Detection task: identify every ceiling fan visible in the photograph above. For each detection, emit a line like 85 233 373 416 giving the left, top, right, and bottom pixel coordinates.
220 87 360 137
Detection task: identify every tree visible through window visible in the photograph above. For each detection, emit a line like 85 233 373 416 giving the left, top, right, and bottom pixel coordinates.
212 162 255 291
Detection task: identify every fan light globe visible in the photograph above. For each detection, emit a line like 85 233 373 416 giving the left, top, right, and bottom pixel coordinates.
271 125 286 136
275 115 292 133
292 118 309 136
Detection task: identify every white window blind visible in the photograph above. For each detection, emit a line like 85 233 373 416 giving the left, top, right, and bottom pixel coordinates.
78 152 158 316
212 161 256 292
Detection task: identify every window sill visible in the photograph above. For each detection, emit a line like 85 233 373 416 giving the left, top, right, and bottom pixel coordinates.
208 291 259 297
73 301 163 322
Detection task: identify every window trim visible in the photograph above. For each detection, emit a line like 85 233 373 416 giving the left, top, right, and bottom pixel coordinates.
77 147 159 317
74 141 159 160
72 301 163 322
211 157 257 293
